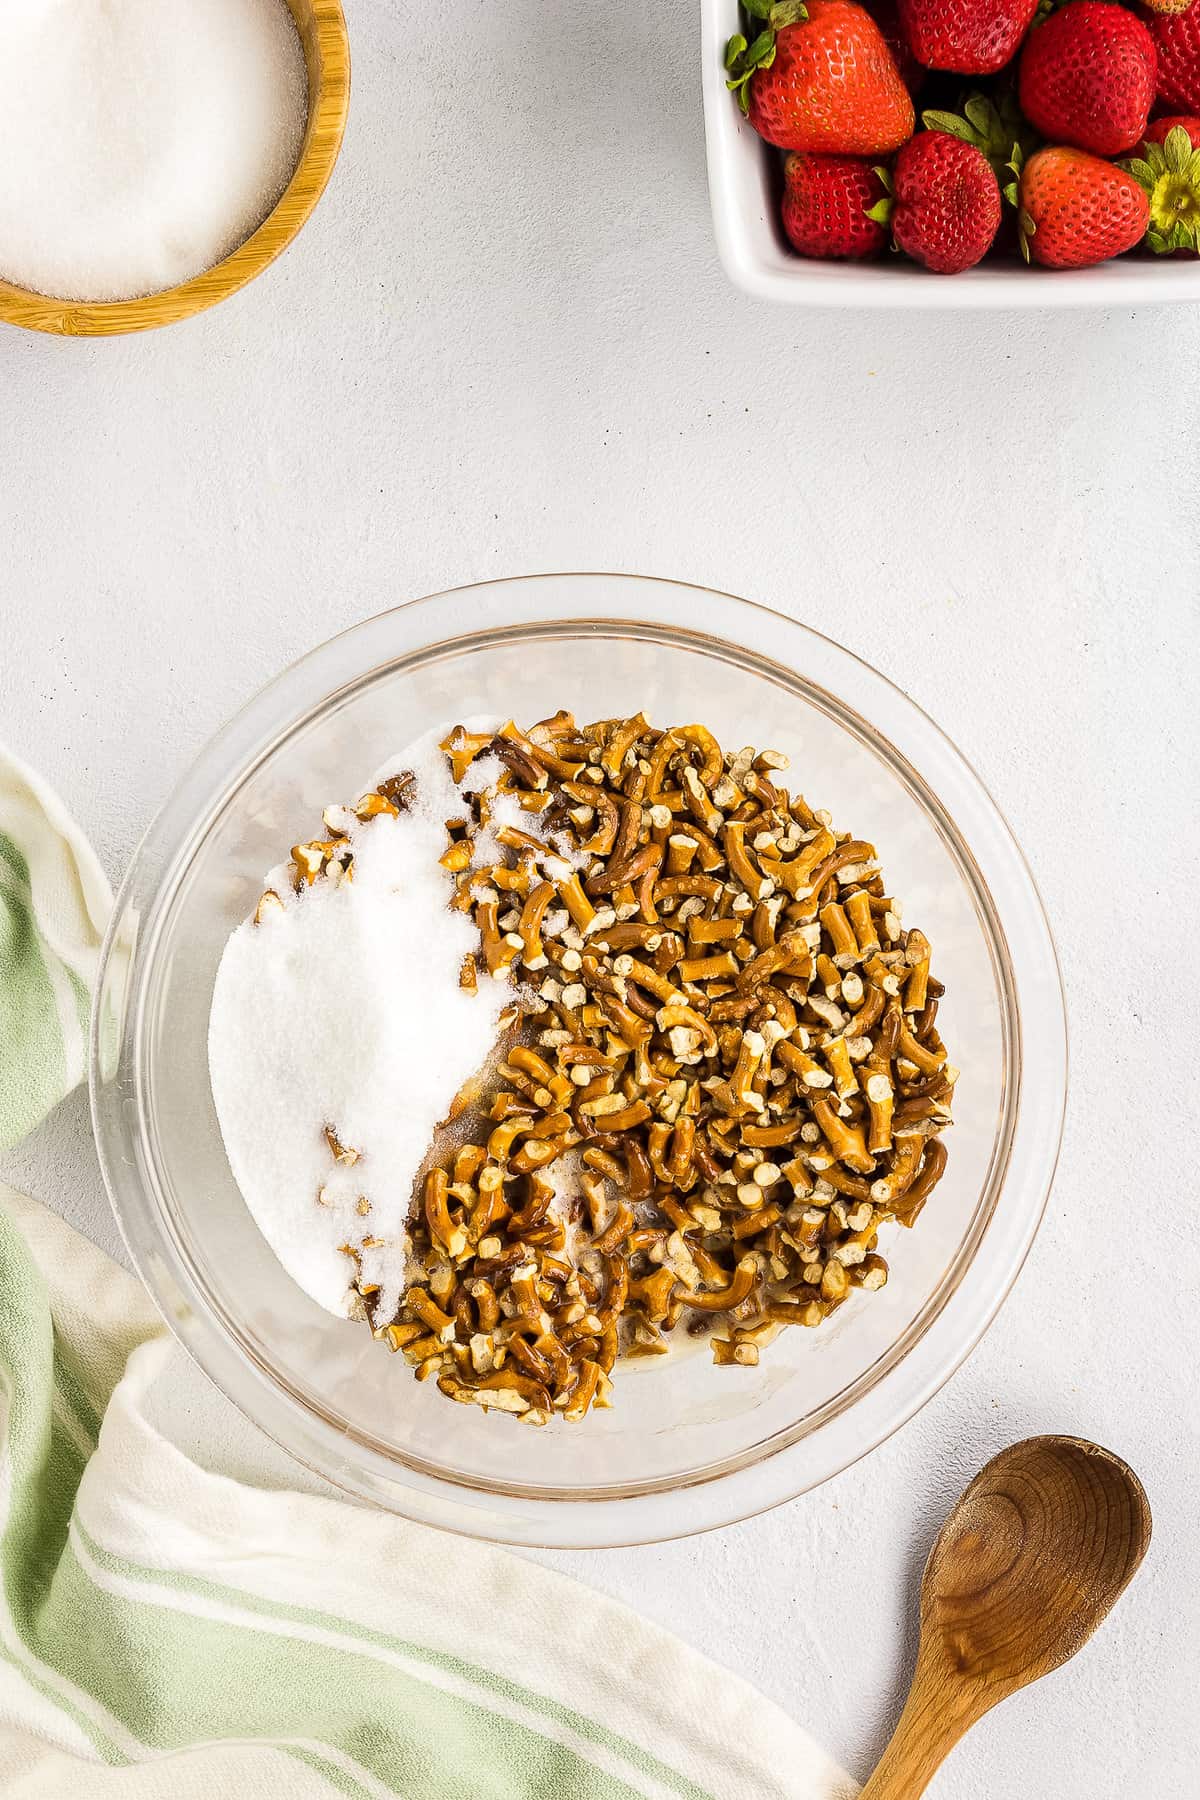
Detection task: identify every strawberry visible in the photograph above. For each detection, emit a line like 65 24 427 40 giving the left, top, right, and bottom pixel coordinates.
1147 7 1200 110
726 0 914 155
1142 0 1195 15
781 152 890 256
1143 112 1200 145
1124 120 1200 250
871 0 926 91
896 0 1040 75
1011 145 1151 265
922 90 1041 176
869 129 1001 270
1019 3 1157 156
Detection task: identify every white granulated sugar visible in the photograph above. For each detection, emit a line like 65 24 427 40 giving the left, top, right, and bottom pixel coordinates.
0 0 307 302
459 752 503 797
208 726 509 1319
470 788 534 869
471 775 589 873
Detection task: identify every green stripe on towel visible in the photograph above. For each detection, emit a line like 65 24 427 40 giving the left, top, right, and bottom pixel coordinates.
0 745 855 1800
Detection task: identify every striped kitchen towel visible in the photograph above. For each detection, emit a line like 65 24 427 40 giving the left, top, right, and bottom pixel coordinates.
0 743 857 1800
1 744 111 1153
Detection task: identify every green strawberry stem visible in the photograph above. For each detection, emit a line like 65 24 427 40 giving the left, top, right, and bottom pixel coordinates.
922 91 1036 181
725 1 809 113
865 163 895 228
1002 146 1036 260
741 0 809 24
1122 127 1200 255
1003 143 1025 212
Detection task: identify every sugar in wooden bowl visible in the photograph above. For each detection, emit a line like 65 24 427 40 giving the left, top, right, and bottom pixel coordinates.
0 0 349 337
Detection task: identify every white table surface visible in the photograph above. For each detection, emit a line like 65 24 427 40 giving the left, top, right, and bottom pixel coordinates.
2 3 1198 1794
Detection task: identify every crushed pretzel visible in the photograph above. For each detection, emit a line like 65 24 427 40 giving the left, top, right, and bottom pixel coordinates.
281 714 954 1424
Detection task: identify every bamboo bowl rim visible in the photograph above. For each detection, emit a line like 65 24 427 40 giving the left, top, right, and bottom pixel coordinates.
0 0 350 339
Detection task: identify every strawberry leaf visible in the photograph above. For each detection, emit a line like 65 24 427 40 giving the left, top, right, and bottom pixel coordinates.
964 95 998 140
1164 126 1192 175
767 0 809 24
864 198 894 226
926 93 1037 179
1123 157 1156 192
922 109 979 146
743 0 808 23
1125 131 1200 245
725 27 776 103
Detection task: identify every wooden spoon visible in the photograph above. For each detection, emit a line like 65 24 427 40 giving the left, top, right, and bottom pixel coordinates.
860 1435 1151 1798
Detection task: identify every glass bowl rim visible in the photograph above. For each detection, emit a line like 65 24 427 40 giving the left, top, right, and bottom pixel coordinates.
90 574 1068 1547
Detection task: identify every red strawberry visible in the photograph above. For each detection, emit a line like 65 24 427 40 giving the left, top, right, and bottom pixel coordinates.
1143 113 1200 146
1125 119 1200 251
1020 3 1157 156
1147 7 1200 110
871 129 1001 271
781 153 889 257
922 90 1042 177
1014 145 1150 265
871 0 926 91
726 0 914 155
896 0 1040 75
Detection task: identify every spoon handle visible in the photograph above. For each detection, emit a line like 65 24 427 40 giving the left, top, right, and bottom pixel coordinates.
857 1666 978 1799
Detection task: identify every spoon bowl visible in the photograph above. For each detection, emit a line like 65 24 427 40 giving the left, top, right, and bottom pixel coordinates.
861 1435 1151 1798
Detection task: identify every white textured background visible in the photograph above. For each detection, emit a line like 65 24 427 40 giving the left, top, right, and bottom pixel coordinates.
2 2 1199 1794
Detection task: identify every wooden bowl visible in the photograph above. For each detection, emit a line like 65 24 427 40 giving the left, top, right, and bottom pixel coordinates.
0 0 350 338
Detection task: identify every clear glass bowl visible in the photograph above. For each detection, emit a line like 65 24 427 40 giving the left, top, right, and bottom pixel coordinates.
91 576 1066 1547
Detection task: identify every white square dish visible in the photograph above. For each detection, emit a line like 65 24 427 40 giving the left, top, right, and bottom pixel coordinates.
701 0 1200 308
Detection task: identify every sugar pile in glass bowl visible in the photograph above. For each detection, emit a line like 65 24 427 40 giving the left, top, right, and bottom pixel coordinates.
207 724 581 1321
207 730 506 1319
